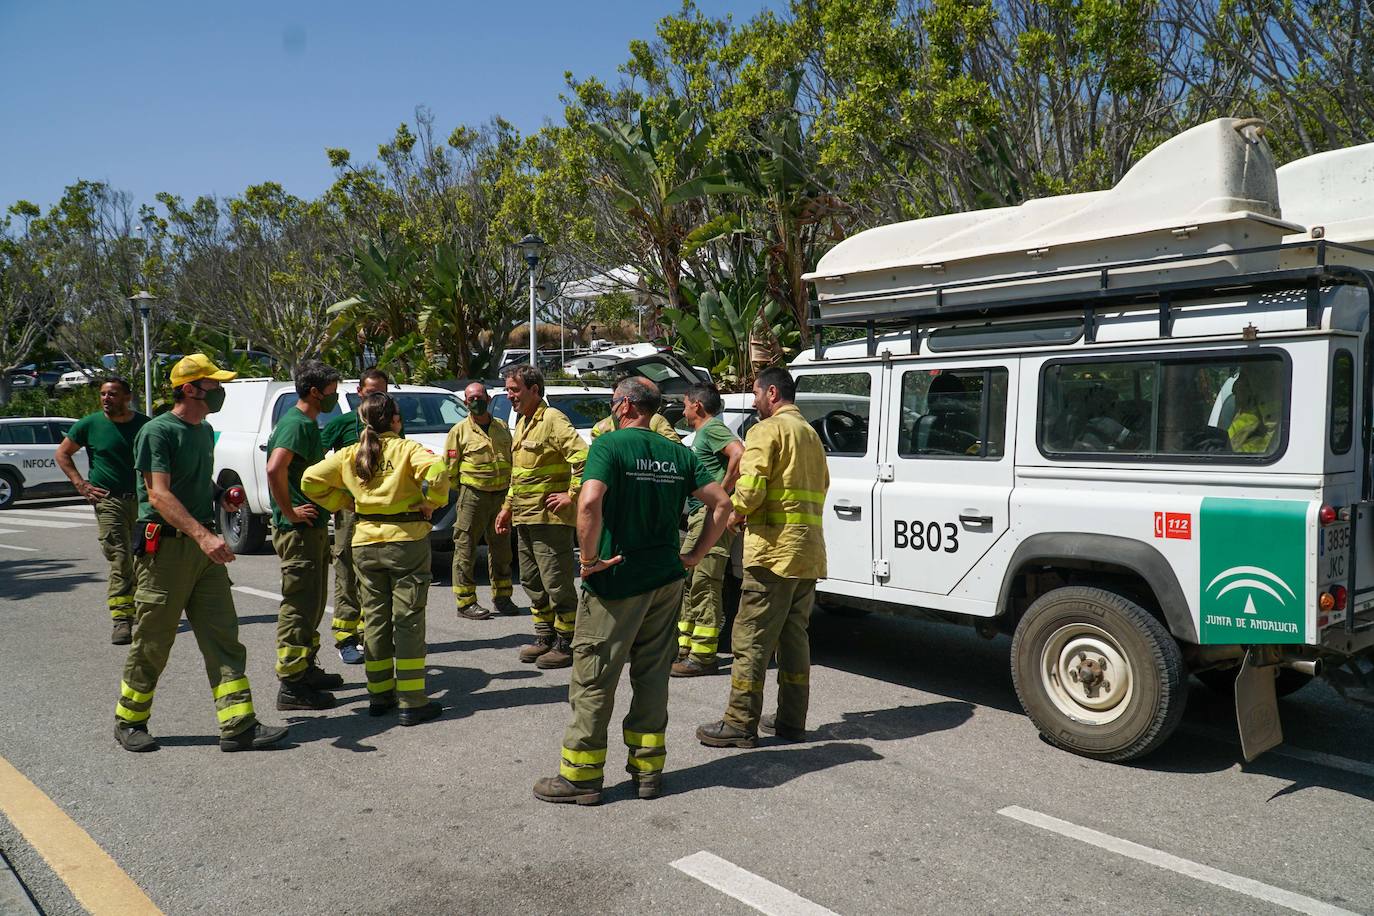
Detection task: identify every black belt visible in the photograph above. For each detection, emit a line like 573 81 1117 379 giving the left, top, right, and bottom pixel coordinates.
355 511 427 523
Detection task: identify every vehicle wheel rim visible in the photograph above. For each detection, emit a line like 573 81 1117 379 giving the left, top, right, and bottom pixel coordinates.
1040 623 1133 725
227 506 242 538
0 478 10 505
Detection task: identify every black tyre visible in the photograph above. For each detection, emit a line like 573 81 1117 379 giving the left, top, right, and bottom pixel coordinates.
0 470 22 509
1196 666 1313 698
1010 586 1187 762
219 500 268 554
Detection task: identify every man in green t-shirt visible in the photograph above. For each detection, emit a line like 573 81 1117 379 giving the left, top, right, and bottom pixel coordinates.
533 377 730 806
320 366 391 663
673 383 743 677
268 359 344 710
114 354 288 753
55 377 151 645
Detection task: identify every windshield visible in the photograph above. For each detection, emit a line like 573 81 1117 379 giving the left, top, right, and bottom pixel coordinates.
550 394 613 428
342 391 468 433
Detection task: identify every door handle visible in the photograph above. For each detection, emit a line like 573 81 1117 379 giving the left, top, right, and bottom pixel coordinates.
833 502 862 518
258 444 268 452
959 510 993 527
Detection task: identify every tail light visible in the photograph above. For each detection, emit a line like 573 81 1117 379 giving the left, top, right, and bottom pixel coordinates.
1333 585 1348 610
1319 504 1338 526
1319 591 1336 611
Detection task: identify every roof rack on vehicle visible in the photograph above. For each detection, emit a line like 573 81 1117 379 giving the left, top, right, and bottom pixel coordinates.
803 118 1374 359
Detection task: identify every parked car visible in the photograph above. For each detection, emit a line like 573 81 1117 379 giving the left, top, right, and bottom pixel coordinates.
54 353 182 392
0 417 86 509
211 379 467 557
486 384 615 444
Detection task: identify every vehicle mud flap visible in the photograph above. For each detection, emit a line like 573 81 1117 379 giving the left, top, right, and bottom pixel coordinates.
1235 648 1282 762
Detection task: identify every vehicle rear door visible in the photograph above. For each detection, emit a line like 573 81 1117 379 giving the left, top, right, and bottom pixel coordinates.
874 361 1017 609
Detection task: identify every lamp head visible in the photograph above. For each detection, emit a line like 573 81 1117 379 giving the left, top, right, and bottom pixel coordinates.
516 233 545 267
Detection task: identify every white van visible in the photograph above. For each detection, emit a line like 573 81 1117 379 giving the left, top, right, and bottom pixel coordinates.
782 119 1374 762
212 379 466 554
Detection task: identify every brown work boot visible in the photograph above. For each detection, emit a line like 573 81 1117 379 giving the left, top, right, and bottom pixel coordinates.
696 719 757 748
671 656 717 678
111 618 133 645
457 603 493 620
536 636 573 669
493 596 521 616
533 775 601 806
760 713 807 742
519 634 555 664
632 773 662 800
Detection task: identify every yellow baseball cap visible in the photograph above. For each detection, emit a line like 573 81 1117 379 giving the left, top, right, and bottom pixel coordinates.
169 354 237 387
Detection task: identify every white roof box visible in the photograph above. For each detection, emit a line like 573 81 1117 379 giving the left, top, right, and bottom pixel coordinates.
807 118 1304 322
1277 142 1374 268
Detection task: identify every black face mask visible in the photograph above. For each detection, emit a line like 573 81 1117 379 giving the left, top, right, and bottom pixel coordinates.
468 399 488 416
196 385 226 413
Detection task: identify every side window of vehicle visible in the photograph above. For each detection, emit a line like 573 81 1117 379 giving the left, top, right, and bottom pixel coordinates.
1331 349 1354 454
3 422 49 445
51 422 73 442
0 425 11 444
1040 353 1287 461
269 393 297 428
898 368 1009 459
794 373 873 457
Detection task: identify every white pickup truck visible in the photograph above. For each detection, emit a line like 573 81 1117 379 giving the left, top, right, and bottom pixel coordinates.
211 379 467 554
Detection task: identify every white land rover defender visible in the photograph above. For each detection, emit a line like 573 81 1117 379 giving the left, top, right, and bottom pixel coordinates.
792 118 1374 762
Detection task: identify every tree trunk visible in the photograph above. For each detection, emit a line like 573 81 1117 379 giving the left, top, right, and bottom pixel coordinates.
0 376 11 407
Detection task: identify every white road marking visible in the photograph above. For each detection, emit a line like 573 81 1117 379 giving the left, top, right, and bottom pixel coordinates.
998 806 1360 916
1179 725 1374 780
232 585 334 613
0 516 89 529
5 509 96 521
671 851 840 916
0 543 39 552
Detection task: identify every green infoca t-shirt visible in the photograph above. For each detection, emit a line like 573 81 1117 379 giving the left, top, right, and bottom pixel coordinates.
67 411 151 494
266 406 327 530
685 414 738 514
582 427 712 601
322 410 402 451
321 411 361 452
134 412 216 527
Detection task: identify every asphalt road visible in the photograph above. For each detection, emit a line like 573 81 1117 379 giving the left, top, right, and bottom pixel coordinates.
2 495 1373 916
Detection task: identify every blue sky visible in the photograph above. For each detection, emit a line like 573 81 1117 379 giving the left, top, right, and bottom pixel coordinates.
0 1 772 211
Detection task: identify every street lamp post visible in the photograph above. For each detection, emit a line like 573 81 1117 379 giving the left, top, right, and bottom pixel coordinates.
129 291 158 415
516 234 545 366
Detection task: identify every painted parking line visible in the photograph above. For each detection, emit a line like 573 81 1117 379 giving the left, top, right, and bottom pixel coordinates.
671 851 840 916
0 542 40 552
1179 724 1374 780
4 509 96 522
232 585 336 614
0 755 162 915
0 516 89 529
998 806 1359 916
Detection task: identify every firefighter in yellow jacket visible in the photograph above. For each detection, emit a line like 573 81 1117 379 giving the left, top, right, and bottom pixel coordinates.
494 365 587 669
589 401 682 443
302 393 449 726
697 367 828 747
444 382 515 619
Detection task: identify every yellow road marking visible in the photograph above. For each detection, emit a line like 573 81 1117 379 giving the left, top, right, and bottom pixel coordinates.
0 755 162 915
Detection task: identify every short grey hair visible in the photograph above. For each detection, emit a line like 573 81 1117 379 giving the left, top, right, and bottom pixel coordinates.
615 376 662 414
503 364 544 397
